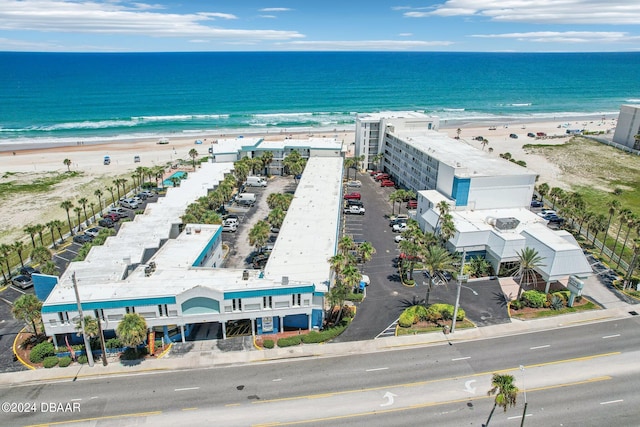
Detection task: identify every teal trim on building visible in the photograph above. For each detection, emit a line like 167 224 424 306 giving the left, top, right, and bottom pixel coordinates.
42 296 176 314
182 297 220 315
224 285 315 300
451 177 471 207
191 227 223 267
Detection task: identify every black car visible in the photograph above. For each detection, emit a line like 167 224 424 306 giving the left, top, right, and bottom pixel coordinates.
530 200 543 208
73 234 93 244
20 266 40 277
346 199 364 207
12 275 33 289
98 218 115 228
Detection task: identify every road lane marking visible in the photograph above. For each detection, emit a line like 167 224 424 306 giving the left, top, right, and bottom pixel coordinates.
182 407 198 411
529 345 550 350
600 399 623 405
272 378 282 382
602 334 620 339
451 356 470 361
508 414 533 420
175 387 200 392
366 367 389 372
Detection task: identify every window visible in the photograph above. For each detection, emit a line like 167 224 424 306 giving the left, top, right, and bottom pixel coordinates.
232 298 242 311
94 309 105 321
158 304 169 317
292 294 301 306
125 306 136 314
57 312 69 324
263 296 273 309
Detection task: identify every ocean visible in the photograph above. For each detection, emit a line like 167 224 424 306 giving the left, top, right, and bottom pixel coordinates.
1 51 639 147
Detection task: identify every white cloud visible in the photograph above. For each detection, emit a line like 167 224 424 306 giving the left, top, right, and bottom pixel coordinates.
259 8 292 12
260 15 278 19
398 33 413 37
403 0 640 24
279 40 455 51
472 31 638 44
0 0 303 40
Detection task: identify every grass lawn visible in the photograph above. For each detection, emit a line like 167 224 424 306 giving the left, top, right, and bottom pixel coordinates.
510 300 599 320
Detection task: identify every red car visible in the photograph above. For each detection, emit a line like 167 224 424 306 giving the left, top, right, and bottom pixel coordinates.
407 199 418 209
344 192 361 200
374 173 389 181
369 170 383 176
380 180 395 187
102 212 120 222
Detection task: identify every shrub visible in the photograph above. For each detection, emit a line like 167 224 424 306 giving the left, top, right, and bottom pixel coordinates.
398 305 428 327
106 338 123 349
30 341 55 363
77 355 88 364
521 290 546 308
510 300 523 310
262 339 275 349
276 336 302 347
42 356 59 368
552 291 569 304
550 295 564 310
58 356 72 367
404 279 415 286
428 303 465 321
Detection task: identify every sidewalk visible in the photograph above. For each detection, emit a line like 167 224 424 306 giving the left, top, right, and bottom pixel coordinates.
1 303 636 387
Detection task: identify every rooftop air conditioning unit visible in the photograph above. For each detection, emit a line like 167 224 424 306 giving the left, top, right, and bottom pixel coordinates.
495 217 520 231
282 276 289 286
242 270 249 280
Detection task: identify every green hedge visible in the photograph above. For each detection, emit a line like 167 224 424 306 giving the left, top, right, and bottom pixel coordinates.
521 290 546 308
399 305 428 327
58 356 72 367
277 336 302 347
42 356 59 369
30 341 55 363
399 304 465 327
301 324 348 344
106 337 123 349
77 355 88 364
262 339 275 349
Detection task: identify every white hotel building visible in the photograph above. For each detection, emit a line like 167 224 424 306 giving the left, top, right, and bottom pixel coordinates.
355 112 592 286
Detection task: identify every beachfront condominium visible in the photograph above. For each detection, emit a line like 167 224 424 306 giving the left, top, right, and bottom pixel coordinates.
612 104 640 151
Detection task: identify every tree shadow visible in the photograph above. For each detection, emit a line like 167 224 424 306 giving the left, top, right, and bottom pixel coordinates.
492 291 512 308
387 273 401 282
398 295 426 309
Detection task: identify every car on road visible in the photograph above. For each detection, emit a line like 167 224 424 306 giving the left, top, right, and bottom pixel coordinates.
222 223 237 232
392 223 408 233
530 200 543 208
346 180 362 188
509 133 518 139
12 275 33 289
73 234 93 244
380 179 395 187
344 192 361 200
20 266 40 277
344 205 365 215
85 227 101 238
99 217 116 227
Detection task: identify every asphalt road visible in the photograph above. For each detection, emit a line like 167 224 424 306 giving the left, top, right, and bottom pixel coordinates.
2 316 638 426
336 171 510 341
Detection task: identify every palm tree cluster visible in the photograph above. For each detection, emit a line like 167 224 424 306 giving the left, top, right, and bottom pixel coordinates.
536 182 639 278
327 236 376 322
389 189 417 216
343 155 365 180
266 192 294 211
484 373 519 426
181 173 236 225
283 151 307 180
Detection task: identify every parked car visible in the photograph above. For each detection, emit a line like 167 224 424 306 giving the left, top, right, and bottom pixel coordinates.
374 173 389 181
392 223 408 232
85 227 101 238
20 266 40 277
73 234 93 244
223 218 238 227
107 207 128 218
222 224 237 232
344 205 365 215
134 155 141 163
527 132 536 137
346 199 364 207
394 235 406 243
380 180 395 187
120 198 139 209
389 218 406 227
407 199 418 209
140 190 156 198
98 218 115 228
12 275 33 289
544 214 564 224
252 253 269 269
344 192 361 200
530 200 543 208
270 226 280 233
346 180 362 188
509 133 518 139
102 212 120 222
369 170 383 176
538 209 556 217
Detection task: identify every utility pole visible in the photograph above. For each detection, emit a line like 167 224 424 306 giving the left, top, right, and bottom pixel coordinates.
451 248 466 333
520 365 528 427
72 272 94 367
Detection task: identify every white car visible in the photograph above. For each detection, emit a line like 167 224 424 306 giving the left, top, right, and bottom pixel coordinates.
85 227 101 238
344 205 365 215
346 180 362 188
395 235 406 243
538 209 556 217
120 198 139 209
392 223 408 233
222 223 237 232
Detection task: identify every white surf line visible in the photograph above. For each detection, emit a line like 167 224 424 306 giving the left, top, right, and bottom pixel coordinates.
451 356 471 361
174 387 200 392
602 334 620 339
366 367 389 372
529 344 550 350
600 399 624 405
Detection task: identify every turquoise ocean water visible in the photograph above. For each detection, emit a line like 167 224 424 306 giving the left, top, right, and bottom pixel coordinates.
1 51 639 147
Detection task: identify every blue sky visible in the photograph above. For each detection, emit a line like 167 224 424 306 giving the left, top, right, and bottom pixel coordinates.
1 0 639 52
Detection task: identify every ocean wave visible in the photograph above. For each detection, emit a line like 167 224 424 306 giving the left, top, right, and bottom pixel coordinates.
134 114 230 122
625 99 640 103
509 103 532 107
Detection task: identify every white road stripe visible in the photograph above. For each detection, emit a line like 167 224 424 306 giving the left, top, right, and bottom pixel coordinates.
508 414 532 420
366 367 389 372
602 334 620 339
529 345 550 350
272 378 282 382
600 399 623 405
451 356 471 361
175 387 200 392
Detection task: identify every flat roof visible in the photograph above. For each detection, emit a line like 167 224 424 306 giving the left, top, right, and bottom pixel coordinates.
394 129 538 178
209 136 343 156
264 156 343 290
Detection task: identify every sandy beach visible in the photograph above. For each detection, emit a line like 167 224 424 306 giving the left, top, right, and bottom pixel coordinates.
0 116 617 245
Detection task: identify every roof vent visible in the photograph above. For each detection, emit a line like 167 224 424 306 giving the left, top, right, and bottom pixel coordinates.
186 227 192 234
495 217 520 231
282 276 289 286
242 270 249 280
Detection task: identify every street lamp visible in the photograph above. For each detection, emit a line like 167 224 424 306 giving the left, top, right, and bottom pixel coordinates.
520 365 528 427
451 248 467 333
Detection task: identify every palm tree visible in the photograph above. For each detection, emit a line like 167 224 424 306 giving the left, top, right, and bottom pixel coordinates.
589 214 608 246
24 225 37 248
50 219 64 244
439 214 456 244
12 294 43 336
40 261 59 276
116 313 148 348
548 187 564 210
357 241 376 267
0 244 13 280
260 151 274 176
13 240 26 268
337 236 355 256
0 255 8 285
73 206 83 232
600 199 621 256
481 138 489 150
89 202 97 222
371 153 384 171
189 148 199 170
248 220 270 250
537 183 549 205
31 245 52 265
63 158 72 172
616 214 638 269
106 186 116 207
76 315 107 366
60 200 74 236
389 190 404 216
328 253 347 279
624 238 640 289
611 208 632 262
484 373 519 426
456 128 462 139
78 197 89 225
513 247 545 299
398 239 421 281
267 208 286 230
343 158 355 180
113 179 122 200
283 151 304 178
422 246 456 305
434 200 450 232
33 223 45 247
